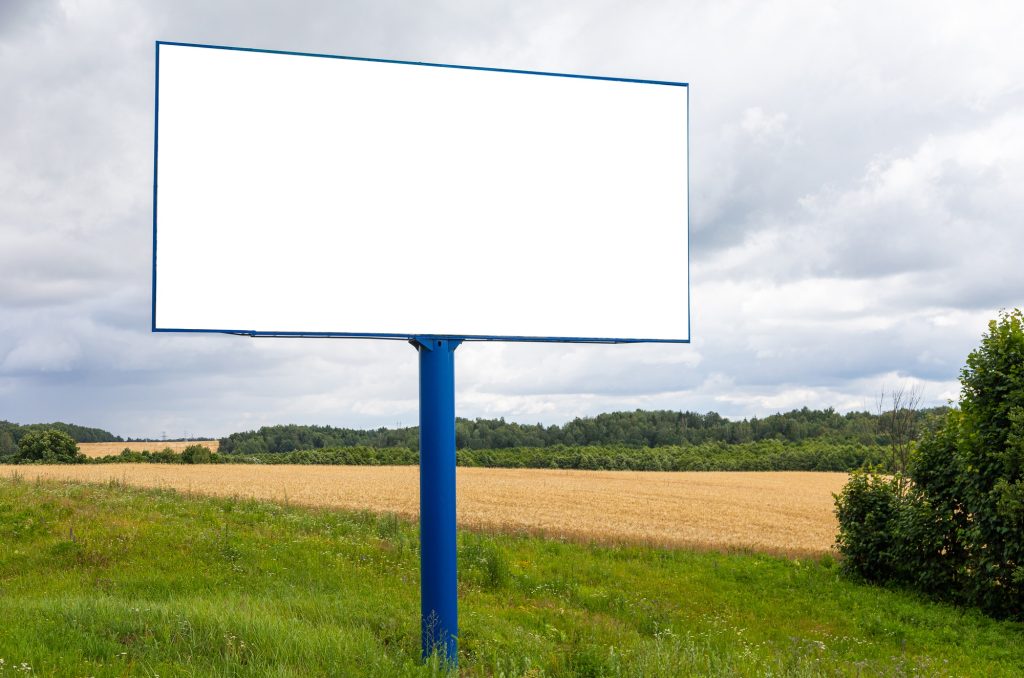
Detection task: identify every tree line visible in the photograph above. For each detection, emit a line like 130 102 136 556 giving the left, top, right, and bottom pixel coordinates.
89 440 889 473
218 407 948 455
2 408 933 473
1 407 948 460
0 420 121 458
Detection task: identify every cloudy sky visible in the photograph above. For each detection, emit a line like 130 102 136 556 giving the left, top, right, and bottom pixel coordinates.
2 1 1022 438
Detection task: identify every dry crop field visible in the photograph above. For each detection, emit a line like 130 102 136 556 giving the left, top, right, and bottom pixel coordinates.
77 440 220 457
0 465 845 556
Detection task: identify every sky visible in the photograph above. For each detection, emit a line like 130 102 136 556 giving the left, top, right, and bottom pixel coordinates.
1 0 1022 439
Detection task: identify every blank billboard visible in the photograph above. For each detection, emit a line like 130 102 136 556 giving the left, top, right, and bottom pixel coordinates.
153 42 689 342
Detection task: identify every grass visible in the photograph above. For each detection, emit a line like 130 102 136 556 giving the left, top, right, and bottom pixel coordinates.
0 477 1022 676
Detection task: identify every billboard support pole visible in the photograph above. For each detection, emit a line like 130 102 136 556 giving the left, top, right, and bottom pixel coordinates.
412 336 461 664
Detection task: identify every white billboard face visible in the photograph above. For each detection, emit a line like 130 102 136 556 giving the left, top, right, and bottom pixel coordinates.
154 43 689 342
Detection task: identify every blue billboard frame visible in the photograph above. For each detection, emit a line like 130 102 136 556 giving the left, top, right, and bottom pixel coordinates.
152 40 691 345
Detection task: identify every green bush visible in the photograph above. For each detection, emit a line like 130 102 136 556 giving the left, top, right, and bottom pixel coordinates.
14 429 82 464
181 444 213 464
835 309 1024 619
833 471 901 582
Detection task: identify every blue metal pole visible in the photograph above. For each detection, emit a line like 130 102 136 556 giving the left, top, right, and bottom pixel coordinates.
415 337 459 663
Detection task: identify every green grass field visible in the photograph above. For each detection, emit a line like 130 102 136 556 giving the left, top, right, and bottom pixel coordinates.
1 476 1021 676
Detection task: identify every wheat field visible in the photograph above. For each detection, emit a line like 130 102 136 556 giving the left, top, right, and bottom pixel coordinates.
0 465 845 556
456 468 847 556
77 440 220 458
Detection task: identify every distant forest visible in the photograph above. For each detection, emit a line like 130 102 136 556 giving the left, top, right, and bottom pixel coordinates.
0 420 122 457
217 407 950 455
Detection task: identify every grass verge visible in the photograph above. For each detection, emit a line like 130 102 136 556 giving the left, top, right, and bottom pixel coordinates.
0 476 1021 676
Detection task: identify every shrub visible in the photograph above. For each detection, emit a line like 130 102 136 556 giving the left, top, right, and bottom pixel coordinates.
835 309 1024 619
833 471 901 581
181 444 213 464
15 429 82 464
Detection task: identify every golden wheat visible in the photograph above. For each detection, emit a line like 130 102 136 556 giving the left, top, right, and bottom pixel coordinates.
0 465 845 556
76 441 220 458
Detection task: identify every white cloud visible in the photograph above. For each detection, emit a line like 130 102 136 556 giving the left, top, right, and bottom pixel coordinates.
740 107 790 142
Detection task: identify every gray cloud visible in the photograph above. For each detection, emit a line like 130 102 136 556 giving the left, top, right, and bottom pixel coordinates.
1 1 1021 436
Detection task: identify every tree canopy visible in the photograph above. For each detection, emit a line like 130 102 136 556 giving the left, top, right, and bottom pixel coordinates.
13 429 83 464
218 407 947 455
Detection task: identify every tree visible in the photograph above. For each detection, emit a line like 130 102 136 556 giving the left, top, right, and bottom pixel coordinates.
0 429 17 460
953 308 1024 616
876 383 922 496
15 429 82 464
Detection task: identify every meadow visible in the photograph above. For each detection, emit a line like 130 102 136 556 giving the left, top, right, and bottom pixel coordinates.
1 476 1022 676
0 465 846 556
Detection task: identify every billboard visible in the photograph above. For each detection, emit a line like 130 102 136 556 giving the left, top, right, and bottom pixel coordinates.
153 42 689 342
